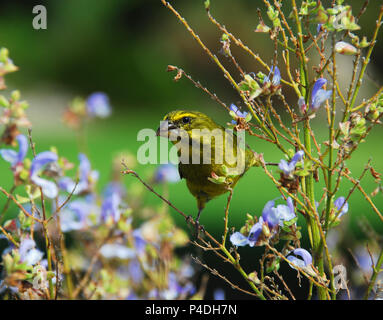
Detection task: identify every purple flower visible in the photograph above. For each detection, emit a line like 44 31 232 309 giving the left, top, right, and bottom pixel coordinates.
230 231 251 247
287 248 312 269
101 192 122 223
230 103 248 124
128 259 144 284
59 153 99 195
0 134 28 167
262 197 296 229
214 289 225 300
162 272 195 299
86 92 111 118
230 197 296 248
264 66 281 86
155 164 180 183
60 197 97 232
278 150 304 176
334 196 349 218
30 151 58 198
126 292 139 300
310 78 332 112
354 246 378 274
19 238 44 266
104 181 127 199
230 217 264 247
247 218 264 244
132 229 147 256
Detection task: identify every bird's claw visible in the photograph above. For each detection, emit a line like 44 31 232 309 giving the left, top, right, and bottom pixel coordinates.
194 221 205 238
185 215 193 224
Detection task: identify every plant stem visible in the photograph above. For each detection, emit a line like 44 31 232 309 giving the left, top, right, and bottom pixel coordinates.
292 0 326 299
364 246 383 300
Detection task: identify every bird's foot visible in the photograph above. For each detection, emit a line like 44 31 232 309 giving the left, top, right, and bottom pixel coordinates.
185 215 193 225
194 221 205 238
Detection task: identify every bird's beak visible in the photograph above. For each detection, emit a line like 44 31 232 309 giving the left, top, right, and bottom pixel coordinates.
156 120 177 137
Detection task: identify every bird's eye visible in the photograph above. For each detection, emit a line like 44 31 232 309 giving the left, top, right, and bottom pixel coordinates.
182 117 191 124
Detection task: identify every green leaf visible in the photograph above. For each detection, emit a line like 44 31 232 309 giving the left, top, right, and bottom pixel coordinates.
221 33 229 42
295 168 310 177
283 216 298 227
266 258 280 273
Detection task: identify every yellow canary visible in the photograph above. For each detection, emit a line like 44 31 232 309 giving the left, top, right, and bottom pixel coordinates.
156 110 257 231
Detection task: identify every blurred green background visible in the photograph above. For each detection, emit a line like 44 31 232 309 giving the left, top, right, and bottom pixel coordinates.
0 0 382 299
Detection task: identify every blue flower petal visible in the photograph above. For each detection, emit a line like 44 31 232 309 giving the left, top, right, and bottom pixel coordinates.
290 150 304 165
24 249 44 266
78 153 91 181
86 92 111 118
311 78 327 104
60 209 84 232
214 289 225 300
30 151 58 175
230 103 247 119
264 66 281 86
276 204 295 226
133 229 147 256
16 134 28 163
31 175 58 199
272 66 281 86
262 199 279 228
19 238 44 266
230 232 250 246
311 89 332 111
287 197 295 215
262 198 295 228
29 151 58 198
278 159 293 175
128 259 144 284
287 255 306 269
101 192 122 222
310 78 332 111
334 196 349 217
293 248 312 266
58 177 77 193
0 134 29 166
0 149 18 165
230 103 239 113
155 164 180 183
248 219 263 245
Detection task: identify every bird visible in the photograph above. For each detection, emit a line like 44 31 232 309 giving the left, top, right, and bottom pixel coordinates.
156 110 258 234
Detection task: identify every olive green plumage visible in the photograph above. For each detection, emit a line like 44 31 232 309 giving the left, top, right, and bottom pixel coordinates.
157 110 256 226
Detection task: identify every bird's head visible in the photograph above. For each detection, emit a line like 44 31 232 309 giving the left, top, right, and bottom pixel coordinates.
156 110 220 139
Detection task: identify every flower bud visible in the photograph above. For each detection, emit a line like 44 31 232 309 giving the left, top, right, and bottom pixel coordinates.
335 41 358 55
11 90 20 101
262 223 270 238
248 271 261 285
298 96 307 114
